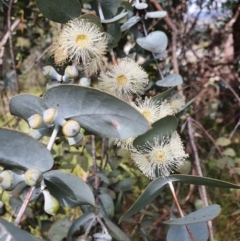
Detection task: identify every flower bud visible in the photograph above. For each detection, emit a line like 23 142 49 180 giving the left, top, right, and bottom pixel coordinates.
0 170 24 191
28 114 43 129
145 11 167 19
62 120 80 137
67 133 83 146
42 190 60 215
62 65 79 83
79 77 91 87
43 108 66 126
42 66 62 82
24 168 43 186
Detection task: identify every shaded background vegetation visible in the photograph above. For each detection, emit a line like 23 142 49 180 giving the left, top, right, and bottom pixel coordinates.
1 0 240 240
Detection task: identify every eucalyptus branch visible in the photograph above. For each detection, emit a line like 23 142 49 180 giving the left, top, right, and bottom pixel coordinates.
14 125 60 226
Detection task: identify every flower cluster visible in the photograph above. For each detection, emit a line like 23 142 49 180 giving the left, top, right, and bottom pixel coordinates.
51 18 107 74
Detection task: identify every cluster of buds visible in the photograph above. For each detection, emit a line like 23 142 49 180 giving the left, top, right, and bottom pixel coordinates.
42 65 79 83
28 107 83 145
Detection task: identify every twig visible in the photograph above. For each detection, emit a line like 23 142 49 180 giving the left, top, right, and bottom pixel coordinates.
187 116 214 241
7 0 20 94
20 46 51 76
229 119 240 139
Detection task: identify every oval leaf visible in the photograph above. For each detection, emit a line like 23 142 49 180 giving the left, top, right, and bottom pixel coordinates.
103 216 132 241
67 213 96 241
43 170 95 207
164 205 221 225
167 222 208 241
133 116 178 148
0 128 53 172
119 174 240 223
43 85 150 139
99 194 114 219
121 16 141 32
10 94 47 123
152 87 175 103
156 74 183 87
36 0 81 23
137 31 168 53
146 11 167 19
0 217 42 241
216 137 231 147
100 0 121 19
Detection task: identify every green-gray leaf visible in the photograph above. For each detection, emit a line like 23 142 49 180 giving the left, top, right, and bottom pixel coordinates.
0 217 42 241
43 170 95 207
152 88 175 103
103 216 132 241
167 222 208 241
164 205 221 225
119 174 240 223
137 31 168 53
156 74 183 87
133 116 177 149
99 194 114 219
100 0 121 19
43 85 150 139
67 213 96 241
36 0 81 23
0 128 53 172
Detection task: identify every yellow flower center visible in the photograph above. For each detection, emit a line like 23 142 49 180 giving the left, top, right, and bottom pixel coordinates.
142 110 152 122
75 34 89 47
152 149 167 163
116 75 128 86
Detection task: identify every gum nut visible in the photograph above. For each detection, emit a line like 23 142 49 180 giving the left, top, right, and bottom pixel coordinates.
24 169 43 186
42 190 60 215
43 108 57 124
0 171 13 190
28 114 43 129
65 65 79 78
42 66 62 82
79 77 91 87
62 120 80 137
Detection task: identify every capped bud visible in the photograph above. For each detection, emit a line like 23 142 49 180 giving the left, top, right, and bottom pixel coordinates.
28 114 43 129
42 190 60 215
43 108 66 126
62 65 79 82
62 120 80 137
67 133 83 146
24 168 43 186
0 170 24 191
42 66 62 82
79 77 91 87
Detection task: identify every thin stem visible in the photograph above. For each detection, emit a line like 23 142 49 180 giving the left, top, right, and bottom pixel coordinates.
97 0 105 21
7 0 20 93
141 19 163 79
14 125 60 226
168 182 184 217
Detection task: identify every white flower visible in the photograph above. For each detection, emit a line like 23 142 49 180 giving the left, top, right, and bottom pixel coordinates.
169 94 186 114
98 57 149 100
131 131 188 179
159 100 174 119
113 137 135 150
52 19 108 67
133 97 160 124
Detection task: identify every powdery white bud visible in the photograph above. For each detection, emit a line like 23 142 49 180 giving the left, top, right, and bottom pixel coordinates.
0 170 24 191
24 168 43 186
62 120 81 137
28 114 43 129
63 65 79 82
43 108 66 126
42 66 62 82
